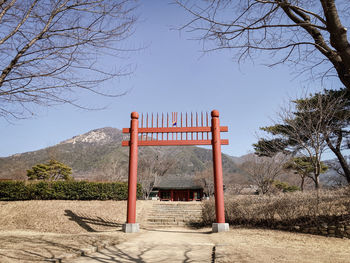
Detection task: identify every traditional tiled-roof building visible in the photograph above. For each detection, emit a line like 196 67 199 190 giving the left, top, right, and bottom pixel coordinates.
153 175 203 201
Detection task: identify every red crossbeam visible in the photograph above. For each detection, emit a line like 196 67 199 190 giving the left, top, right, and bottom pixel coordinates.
122 139 229 147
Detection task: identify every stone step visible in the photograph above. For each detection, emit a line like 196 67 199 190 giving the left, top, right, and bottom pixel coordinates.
146 220 200 226
147 218 176 222
147 217 201 220
146 224 179 227
148 212 202 215
147 213 202 217
147 220 200 225
145 202 203 227
150 209 202 212
148 216 202 220
150 207 202 209
148 211 202 214
149 213 201 216
151 206 201 207
152 204 202 207
147 215 202 219
151 210 201 213
151 205 202 208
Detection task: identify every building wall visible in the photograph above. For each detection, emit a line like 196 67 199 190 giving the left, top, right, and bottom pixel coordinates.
158 189 203 201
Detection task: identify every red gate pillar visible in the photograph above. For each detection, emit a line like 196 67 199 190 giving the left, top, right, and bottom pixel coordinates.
211 110 229 232
122 112 140 233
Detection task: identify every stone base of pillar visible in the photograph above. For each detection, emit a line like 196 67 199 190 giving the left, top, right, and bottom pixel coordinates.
122 223 139 233
212 223 229 233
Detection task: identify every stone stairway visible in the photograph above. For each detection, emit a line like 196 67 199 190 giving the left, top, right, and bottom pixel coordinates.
145 202 203 227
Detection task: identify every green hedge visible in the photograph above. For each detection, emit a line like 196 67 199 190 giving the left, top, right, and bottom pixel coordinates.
0 181 142 201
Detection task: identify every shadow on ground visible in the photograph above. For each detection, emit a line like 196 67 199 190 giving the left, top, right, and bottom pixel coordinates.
0 234 118 262
72 243 213 263
64 210 122 232
0 211 126 262
141 227 211 235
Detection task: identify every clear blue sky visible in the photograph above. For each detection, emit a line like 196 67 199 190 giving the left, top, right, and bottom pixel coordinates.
0 1 341 158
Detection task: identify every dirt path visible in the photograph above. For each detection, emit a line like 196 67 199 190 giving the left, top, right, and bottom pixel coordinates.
70 227 214 263
69 227 350 263
0 227 350 262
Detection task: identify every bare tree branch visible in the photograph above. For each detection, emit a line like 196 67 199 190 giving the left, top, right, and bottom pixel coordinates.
240 153 288 194
138 153 176 199
177 0 350 89
0 0 139 119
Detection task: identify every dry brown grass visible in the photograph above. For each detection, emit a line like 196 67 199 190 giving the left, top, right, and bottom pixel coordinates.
210 228 350 263
0 200 153 234
0 200 153 262
0 231 128 263
202 188 350 228
1 199 350 262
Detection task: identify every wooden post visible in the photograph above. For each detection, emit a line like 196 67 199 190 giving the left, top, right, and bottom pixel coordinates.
126 112 139 224
211 110 225 224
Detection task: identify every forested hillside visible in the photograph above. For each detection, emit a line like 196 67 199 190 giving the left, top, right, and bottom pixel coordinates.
0 127 241 180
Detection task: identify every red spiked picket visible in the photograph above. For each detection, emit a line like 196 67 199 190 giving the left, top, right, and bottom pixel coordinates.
122 110 229 232
122 111 228 146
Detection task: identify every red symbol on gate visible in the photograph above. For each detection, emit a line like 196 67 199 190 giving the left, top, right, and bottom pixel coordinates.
121 110 229 233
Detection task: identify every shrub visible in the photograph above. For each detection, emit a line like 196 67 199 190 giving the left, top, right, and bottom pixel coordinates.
202 188 350 228
27 159 72 181
0 181 142 201
0 181 29 200
272 180 300 193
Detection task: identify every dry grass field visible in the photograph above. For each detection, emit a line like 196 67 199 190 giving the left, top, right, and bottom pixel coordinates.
0 200 151 262
210 228 350 263
0 200 154 234
0 200 350 262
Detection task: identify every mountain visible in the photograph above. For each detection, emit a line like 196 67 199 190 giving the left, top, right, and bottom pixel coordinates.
0 127 242 180
229 153 255 165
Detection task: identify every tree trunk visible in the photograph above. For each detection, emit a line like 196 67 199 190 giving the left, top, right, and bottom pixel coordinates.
300 176 305 192
320 0 350 91
325 136 350 184
334 152 350 184
315 174 320 190
327 145 350 184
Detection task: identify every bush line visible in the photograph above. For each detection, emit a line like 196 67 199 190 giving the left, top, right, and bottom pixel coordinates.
0 181 142 201
202 188 350 229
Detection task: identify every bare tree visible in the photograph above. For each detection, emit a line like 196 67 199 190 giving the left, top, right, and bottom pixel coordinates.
240 153 287 194
138 153 175 199
103 158 127 181
0 168 26 180
90 158 127 182
0 0 138 119
194 165 215 197
177 1 350 89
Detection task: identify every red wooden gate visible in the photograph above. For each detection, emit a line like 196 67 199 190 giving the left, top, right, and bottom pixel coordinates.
122 110 229 232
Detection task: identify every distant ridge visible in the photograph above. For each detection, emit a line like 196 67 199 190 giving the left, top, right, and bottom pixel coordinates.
0 127 241 180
